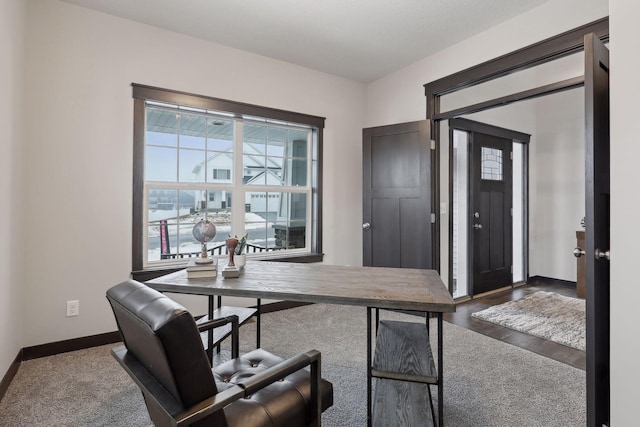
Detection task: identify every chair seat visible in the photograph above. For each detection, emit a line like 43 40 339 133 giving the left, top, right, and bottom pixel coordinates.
214 348 334 427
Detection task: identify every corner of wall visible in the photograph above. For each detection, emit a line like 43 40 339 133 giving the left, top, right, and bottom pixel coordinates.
0 0 27 379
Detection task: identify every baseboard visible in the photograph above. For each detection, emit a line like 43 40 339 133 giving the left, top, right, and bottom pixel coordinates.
0 350 22 401
19 300 309 362
21 331 122 361
528 275 577 289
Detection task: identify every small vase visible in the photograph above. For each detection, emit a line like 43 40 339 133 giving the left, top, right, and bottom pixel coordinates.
235 254 246 269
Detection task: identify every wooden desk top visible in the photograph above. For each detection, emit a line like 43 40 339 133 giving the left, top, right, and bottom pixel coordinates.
146 261 455 313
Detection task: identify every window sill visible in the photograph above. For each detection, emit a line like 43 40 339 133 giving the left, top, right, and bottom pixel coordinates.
131 252 324 282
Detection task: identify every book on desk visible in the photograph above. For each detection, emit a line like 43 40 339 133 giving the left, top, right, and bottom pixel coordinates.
186 258 217 279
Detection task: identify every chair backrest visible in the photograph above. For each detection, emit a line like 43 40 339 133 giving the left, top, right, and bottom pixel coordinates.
106 280 226 426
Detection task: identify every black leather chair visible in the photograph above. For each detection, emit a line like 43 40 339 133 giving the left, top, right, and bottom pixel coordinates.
106 280 333 426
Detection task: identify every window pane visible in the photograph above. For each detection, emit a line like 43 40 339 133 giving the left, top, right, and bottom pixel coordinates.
147 189 178 262
284 159 307 186
274 192 306 248
267 127 286 157
266 156 284 185
179 149 206 182
481 147 503 181
245 191 271 250
179 114 206 149
244 154 266 185
289 193 307 221
148 189 178 217
244 124 266 186
244 123 266 150
207 152 233 183
207 118 233 151
288 131 308 158
147 108 178 147
146 146 177 181
147 190 233 260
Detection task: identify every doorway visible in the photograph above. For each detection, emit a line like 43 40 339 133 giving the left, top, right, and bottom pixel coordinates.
450 118 528 298
425 20 610 427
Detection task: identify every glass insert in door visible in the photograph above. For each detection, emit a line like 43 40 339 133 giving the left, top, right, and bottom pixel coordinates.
481 147 503 181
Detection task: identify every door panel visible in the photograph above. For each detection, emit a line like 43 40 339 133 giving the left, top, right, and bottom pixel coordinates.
371 198 400 267
472 132 513 295
363 121 432 269
584 33 610 427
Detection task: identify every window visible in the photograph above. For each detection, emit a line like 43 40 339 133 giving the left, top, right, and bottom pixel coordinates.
132 84 324 270
212 169 231 180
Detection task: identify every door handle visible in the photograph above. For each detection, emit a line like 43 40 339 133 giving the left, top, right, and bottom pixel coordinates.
595 248 610 261
362 222 371 230
473 223 482 230
573 247 586 258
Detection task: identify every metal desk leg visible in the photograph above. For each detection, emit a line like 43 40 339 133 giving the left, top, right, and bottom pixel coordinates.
426 311 430 337
216 296 222 354
367 307 372 427
438 313 443 427
256 298 261 348
207 296 214 363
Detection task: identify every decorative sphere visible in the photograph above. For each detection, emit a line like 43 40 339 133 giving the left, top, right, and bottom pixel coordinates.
192 219 216 243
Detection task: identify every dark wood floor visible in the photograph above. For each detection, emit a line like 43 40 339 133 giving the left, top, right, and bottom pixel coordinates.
443 282 585 370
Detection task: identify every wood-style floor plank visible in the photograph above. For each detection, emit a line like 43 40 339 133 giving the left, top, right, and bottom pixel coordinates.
443 282 586 370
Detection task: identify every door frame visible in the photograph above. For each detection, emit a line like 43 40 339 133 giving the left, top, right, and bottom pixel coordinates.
424 17 610 427
448 118 530 297
424 17 608 270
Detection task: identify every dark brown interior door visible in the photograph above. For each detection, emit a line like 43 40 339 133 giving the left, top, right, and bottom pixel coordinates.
471 132 513 295
363 121 432 269
584 32 610 427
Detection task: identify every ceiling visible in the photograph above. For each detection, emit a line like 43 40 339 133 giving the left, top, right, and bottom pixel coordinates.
60 0 551 82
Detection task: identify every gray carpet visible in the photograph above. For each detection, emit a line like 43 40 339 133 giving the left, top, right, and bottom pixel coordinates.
0 304 585 426
471 291 586 351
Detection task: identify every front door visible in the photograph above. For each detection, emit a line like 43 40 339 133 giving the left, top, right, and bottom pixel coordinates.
471 132 513 295
362 121 432 268
584 32 610 427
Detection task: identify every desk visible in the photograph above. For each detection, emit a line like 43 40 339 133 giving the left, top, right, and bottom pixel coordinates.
147 261 455 425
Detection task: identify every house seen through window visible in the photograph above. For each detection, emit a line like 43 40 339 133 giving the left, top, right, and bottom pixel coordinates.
132 85 324 270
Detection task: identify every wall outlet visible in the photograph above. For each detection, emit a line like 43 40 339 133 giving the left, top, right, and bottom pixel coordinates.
66 300 79 317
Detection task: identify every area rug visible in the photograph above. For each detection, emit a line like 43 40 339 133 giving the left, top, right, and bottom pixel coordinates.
471 291 585 351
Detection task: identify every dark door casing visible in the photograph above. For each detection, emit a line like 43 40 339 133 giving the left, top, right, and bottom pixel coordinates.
471 132 513 295
363 121 432 269
584 32 610 427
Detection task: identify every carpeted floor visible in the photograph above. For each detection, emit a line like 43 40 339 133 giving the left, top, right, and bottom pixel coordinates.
471 291 586 351
0 304 586 426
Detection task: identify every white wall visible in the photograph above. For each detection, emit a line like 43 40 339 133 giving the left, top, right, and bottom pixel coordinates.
21 0 365 347
365 0 607 285
609 0 640 424
530 88 585 281
0 0 26 379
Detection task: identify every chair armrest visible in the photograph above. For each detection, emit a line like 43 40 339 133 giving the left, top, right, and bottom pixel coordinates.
197 314 239 358
174 385 245 427
238 350 322 427
196 314 238 332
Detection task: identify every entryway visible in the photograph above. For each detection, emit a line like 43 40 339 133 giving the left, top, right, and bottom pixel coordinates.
450 118 528 298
